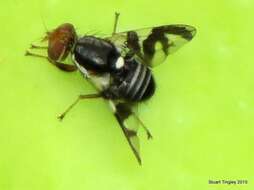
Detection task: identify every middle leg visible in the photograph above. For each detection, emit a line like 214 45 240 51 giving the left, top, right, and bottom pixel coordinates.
58 93 102 121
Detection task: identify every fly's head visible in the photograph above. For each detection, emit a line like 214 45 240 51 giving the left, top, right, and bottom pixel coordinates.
44 23 77 62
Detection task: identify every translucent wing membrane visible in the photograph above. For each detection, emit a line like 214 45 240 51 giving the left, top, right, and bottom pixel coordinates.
113 102 152 165
107 24 196 67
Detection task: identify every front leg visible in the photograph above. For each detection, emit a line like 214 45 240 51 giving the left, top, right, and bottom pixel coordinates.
30 44 47 49
25 51 77 72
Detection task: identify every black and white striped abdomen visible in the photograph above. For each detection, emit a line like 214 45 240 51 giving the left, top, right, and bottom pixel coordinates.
117 61 155 102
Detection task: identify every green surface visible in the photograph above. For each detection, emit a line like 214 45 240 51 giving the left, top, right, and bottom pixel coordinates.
1 0 254 189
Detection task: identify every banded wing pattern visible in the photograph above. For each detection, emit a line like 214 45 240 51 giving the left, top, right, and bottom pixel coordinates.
113 102 152 165
108 24 196 67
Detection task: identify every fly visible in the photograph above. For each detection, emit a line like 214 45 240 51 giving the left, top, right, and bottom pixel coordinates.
25 12 196 165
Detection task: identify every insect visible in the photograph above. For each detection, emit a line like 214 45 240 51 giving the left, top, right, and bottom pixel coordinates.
25 13 196 164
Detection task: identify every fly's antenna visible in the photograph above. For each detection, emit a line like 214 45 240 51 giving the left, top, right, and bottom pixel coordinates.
40 12 50 41
81 29 106 38
83 29 97 36
89 30 105 37
40 12 48 33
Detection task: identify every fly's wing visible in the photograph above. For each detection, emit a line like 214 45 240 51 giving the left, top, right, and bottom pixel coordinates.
106 24 196 67
112 102 152 165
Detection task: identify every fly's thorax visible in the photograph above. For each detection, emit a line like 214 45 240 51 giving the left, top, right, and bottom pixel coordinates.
73 36 121 73
72 36 127 91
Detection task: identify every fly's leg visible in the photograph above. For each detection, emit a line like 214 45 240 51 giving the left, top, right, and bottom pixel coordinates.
112 12 120 35
58 94 102 121
30 44 48 49
25 50 77 72
132 112 153 139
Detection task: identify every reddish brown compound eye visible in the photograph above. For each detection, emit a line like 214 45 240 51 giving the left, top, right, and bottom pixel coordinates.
47 23 77 61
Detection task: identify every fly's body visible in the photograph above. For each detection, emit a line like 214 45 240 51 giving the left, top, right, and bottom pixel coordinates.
26 13 196 164
73 36 155 102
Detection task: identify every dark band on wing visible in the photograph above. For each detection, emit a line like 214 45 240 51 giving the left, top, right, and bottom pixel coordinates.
114 103 142 165
163 25 196 40
115 113 141 165
143 27 170 61
142 25 195 63
127 31 141 54
116 103 132 120
124 128 137 137
126 31 144 59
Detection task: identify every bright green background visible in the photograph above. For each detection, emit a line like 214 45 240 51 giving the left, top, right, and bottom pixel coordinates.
0 0 254 189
